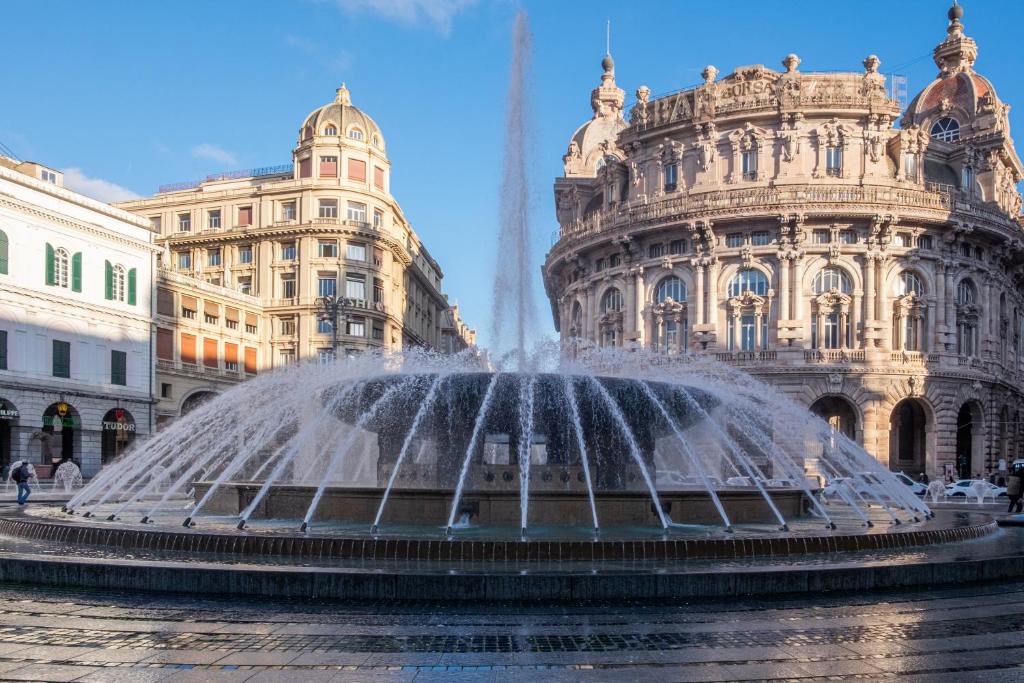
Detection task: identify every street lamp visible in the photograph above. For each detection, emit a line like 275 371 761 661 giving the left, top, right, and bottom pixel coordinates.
315 294 353 361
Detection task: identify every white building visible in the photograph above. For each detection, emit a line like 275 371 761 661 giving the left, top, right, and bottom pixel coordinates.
0 157 158 477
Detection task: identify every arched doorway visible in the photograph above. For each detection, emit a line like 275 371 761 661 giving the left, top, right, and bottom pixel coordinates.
101 408 136 465
889 399 927 475
810 396 858 441
0 399 19 475
180 390 218 416
41 402 80 469
956 401 985 479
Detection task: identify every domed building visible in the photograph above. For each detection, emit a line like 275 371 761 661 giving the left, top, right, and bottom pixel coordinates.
118 85 473 422
543 4 1024 480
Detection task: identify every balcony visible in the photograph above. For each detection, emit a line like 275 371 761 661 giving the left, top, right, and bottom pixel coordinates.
804 349 866 363
715 350 777 364
156 359 251 382
889 351 931 365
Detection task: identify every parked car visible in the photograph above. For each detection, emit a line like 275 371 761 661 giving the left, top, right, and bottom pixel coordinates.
944 479 1007 498
893 472 928 496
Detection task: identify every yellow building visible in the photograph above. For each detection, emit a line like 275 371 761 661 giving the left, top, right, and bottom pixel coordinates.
118 84 459 369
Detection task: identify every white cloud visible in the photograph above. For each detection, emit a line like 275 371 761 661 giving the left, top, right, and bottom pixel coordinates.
61 168 140 203
191 143 239 167
329 0 476 36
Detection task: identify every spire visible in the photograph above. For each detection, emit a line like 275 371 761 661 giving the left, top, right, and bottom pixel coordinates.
335 83 351 106
591 23 624 120
933 1 977 76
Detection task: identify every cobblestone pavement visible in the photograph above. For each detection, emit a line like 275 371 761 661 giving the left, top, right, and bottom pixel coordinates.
0 582 1022 681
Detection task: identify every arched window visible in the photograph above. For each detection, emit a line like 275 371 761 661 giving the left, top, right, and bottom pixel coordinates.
54 248 70 288
654 276 686 304
348 127 364 141
893 271 927 352
303 125 313 141
956 279 976 305
323 124 338 136
812 267 852 294
728 269 768 297
372 135 381 148
930 117 960 143
896 271 924 297
111 265 126 302
600 288 623 313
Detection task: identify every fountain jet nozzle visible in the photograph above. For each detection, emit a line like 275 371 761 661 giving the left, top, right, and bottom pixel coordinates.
182 517 192 528
299 522 308 533
236 520 246 531
106 514 116 521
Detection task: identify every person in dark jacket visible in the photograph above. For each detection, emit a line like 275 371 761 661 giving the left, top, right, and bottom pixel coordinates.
1006 469 1024 514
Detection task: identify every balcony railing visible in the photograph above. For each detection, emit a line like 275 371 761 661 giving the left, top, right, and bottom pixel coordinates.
803 349 866 363
156 267 262 306
157 164 291 194
715 350 777 364
889 351 930 365
156 359 253 381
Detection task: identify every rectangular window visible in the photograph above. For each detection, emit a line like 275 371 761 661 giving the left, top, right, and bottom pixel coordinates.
226 318 238 330
0 330 7 370
203 338 218 369
279 349 296 365
346 242 366 261
373 278 384 304
346 273 366 300
348 159 367 182
317 318 333 334
840 230 857 244
669 239 686 255
41 169 57 184
647 244 665 258
893 233 909 247
225 343 239 371
595 258 605 272
346 202 367 222
281 242 296 260
244 347 258 374
237 206 252 227
318 240 338 258
111 350 127 386
207 248 221 266
245 313 258 334
751 231 771 246
281 202 296 221
826 146 842 176
347 317 365 337
741 151 757 180
318 199 338 219
150 216 162 233
373 210 383 228
238 245 252 264
374 166 385 190
813 230 830 244
52 340 70 378
663 164 678 191
156 288 175 316
299 157 312 178
726 234 743 248
608 254 620 267
280 318 296 336
904 153 918 180
962 166 975 193
318 275 337 297
319 156 338 178
918 235 934 250
161 383 172 398
373 325 384 341
180 333 197 364
373 247 384 267
207 210 221 229
177 213 191 232
281 275 296 299
238 277 252 295
317 349 335 365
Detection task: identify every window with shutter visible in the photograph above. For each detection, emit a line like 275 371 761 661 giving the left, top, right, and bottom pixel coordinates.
374 166 385 190
156 288 175 316
52 340 71 378
203 338 219 368
180 333 197 364
238 206 252 227
0 230 8 275
111 350 127 386
127 268 137 305
71 252 82 292
244 346 258 374
45 243 55 285
104 261 113 300
348 159 367 182
156 327 174 360
0 330 7 370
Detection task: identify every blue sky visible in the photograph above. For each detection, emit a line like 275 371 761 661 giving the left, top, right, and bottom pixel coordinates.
3 0 1022 348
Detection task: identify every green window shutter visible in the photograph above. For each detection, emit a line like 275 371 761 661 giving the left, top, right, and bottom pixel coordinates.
0 330 7 370
52 340 70 378
0 230 8 275
104 260 113 300
45 243 55 285
127 268 137 306
111 350 127 385
71 252 82 292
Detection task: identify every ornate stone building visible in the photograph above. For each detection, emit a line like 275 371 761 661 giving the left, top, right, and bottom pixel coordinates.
543 5 1024 480
117 84 462 370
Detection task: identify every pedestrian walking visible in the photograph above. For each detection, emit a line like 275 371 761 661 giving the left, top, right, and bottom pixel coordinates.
10 460 35 506
1006 467 1024 514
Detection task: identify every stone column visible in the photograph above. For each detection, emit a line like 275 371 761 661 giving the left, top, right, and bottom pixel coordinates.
707 260 720 335
926 300 936 353
634 269 645 345
584 286 594 342
694 262 705 325
850 293 861 348
754 311 763 350
792 257 806 320
778 256 791 321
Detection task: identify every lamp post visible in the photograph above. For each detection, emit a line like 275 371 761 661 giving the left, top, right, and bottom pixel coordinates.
315 295 352 361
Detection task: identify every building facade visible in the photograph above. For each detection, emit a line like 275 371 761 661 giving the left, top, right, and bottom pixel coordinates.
153 267 263 427
117 85 458 368
543 5 1024 480
0 158 157 476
